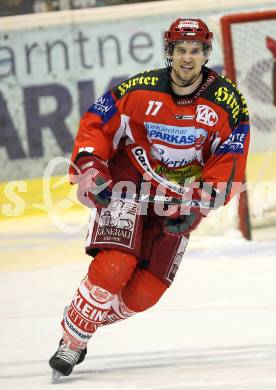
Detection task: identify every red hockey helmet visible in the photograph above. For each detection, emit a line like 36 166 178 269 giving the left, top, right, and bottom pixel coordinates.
164 18 213 63
165 18 213 44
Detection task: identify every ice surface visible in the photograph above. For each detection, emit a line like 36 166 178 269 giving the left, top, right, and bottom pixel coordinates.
0 212 275 389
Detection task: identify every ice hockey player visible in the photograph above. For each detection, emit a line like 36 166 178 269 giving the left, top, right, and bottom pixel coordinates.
49 18 250 379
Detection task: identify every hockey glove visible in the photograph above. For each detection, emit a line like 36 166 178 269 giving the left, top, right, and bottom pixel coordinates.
163 188 212 236
75 155 113 209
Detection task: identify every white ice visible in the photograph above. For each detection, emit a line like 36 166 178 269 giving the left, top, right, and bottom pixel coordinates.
0 212 276 389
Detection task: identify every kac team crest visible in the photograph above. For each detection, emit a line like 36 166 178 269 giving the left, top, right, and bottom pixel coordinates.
196 105 218 126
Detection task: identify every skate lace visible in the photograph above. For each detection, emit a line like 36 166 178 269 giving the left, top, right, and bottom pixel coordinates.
56 343 81 366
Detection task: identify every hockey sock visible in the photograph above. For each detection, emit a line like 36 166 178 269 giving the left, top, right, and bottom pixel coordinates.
101 292 136 326
61 276 114 350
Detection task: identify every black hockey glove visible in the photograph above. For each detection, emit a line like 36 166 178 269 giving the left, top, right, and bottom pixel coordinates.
163 188 212 236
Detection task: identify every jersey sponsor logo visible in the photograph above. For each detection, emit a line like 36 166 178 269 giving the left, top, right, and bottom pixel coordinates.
90 286 113 303
214 85 244 122
154 164 202 185
65 312 96 336
196 104 218 126
88 91 117 124
215 123 249 155
174 114 195 120
117 74 159 96
72 292 107 322
220 76 249 117
145 122 207 146
153 144 203 168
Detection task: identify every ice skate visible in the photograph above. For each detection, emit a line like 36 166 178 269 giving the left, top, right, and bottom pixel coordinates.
49 340 87 382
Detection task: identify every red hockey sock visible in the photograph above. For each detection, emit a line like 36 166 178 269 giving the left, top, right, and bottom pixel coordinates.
61 277 114 349
102 292 136 326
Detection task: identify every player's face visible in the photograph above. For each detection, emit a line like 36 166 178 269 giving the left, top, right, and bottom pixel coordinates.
171 41 206 86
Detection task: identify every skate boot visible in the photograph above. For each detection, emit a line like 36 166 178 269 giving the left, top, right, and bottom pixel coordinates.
49 339 87 381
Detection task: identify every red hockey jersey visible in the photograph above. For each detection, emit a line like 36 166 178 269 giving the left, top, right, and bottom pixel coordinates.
70 67 250 202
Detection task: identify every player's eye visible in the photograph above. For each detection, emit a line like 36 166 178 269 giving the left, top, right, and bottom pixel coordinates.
177 47 187 55
190 48 201 55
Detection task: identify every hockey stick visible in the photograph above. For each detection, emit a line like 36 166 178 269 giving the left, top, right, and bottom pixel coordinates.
105 191 224 210
90 144 236 211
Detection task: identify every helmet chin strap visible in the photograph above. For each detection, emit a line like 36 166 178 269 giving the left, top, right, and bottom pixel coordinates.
170 69 203 88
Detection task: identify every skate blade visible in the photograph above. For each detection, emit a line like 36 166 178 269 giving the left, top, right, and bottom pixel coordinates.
51 369 63 383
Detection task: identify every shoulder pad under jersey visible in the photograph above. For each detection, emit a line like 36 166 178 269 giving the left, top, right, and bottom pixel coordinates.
205 74 249 128
112 68 168 99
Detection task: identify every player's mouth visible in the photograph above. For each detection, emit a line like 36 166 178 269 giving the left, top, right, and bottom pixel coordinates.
180 64 193 71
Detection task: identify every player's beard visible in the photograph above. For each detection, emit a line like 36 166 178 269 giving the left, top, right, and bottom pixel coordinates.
171 66 202 87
